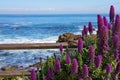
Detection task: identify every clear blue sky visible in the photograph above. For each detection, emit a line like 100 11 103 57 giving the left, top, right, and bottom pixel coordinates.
0 0 119 14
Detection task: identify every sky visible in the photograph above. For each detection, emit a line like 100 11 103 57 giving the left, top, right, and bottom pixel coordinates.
0 0 119 14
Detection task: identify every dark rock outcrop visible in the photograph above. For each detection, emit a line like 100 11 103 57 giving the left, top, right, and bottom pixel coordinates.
57 33 81 43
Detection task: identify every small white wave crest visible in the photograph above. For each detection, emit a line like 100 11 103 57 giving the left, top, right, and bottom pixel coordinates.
0 36 58 44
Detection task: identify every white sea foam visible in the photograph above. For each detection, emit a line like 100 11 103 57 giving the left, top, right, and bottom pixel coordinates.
0 36 58 44
77 25 84 30
0 49 59 68
14 22 33 26
3 23 9 26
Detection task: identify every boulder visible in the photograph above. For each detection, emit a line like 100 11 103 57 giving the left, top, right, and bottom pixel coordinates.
57 33 81 42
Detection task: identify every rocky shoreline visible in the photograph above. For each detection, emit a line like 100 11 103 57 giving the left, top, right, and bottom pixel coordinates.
1 62 41 71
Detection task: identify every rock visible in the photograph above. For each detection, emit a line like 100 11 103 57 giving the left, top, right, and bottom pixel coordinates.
29 62 40 68
1 66 18 71
57 33 81 42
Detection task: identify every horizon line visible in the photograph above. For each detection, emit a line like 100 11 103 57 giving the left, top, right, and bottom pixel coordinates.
0 13 110 15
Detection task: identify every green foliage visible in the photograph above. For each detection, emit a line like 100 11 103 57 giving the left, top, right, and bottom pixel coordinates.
35 33 120 80
1 33 120 80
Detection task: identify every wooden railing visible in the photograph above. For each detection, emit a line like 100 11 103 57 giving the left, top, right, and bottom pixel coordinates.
0 42 77 50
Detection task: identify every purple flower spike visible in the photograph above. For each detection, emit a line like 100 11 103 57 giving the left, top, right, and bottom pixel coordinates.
82 64 89 78
97 14 104 35
78 77 83 80
106 63 112 75
83 25 88 35
31 69 36 80
78 38 84 53
59 44 63 52
45 74 50 80
113 34 119 50
88 22 93 34
82 29 85 36
48 68 54 79
66 55 71 64
71 58 78 74
95 55 102 68
54 59 61 72
115 61 120 74
113 15 120 35
103 16 108 27
110 5 115 23
88 45 95 64
88 46 95 58
108 23 112 30
114 50 119 60
100 26 109 53
113 76 118 80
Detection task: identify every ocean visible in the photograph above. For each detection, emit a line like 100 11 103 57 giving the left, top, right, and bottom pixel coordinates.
0 14 109 68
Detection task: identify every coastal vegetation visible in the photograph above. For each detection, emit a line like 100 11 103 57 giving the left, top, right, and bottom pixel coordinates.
30 5 120 80
0 5 120 80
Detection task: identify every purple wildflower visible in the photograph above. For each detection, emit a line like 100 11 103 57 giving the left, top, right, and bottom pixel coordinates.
106 63 112 75
88 45 95 64
113 34 119 50
66 55 71 64
110 5 115 23
59 44 63 52
54 59 61 72
82 29 85 36
100 26 110 53
95 55 102 68
78 77 83 80
113 15 120 35
78 38 84 52
82 64 89 78
71 58 78 74
113 76 118 80
31 69 36 80
83 25 88 35
114 50 119 60
103 16 108 27
45 74 50 80
115 61 120 74
108 23 112 30
88 22 93 34
48 68 54 79
97 14 104 35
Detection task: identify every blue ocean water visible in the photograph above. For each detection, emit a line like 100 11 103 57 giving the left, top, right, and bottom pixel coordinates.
0 14 108 68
